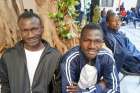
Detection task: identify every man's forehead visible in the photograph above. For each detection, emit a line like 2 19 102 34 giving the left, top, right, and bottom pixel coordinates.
109 15 120 20
87 29 102 35
19 17 40 24
84 29 103 39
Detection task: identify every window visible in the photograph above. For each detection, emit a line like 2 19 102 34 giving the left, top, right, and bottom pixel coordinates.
101 0 114 7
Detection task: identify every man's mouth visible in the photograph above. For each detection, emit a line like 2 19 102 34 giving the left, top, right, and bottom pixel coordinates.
26 38 39 43
87 50 97 55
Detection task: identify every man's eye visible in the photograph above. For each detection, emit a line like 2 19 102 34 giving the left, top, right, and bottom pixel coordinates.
23 29 29 32
94 40 104 43
31 27 39 31
83 39 89 42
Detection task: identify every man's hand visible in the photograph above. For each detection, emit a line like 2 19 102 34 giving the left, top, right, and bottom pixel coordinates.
99 79 106 90
66 82 79 93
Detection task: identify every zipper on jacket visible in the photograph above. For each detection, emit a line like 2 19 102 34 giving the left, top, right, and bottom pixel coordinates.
30 87 32 93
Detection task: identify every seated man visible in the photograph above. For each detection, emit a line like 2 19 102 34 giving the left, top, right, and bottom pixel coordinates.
61 23 120 93
101 11 140 74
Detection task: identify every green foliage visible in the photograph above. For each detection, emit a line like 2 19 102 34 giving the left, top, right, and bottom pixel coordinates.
48 0 79 39
48 12 64 21
92 5 100 24
58 0 79 16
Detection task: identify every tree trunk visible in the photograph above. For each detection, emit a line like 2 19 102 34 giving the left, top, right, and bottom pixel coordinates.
0 0 80 55
0 0 19 56
35 0 68 53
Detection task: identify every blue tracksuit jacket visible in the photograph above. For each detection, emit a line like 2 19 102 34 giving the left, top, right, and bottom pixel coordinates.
61 46 120 93
101 22 140 73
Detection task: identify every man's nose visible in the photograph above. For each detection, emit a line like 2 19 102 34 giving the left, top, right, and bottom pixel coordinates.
88 41 96 49
116 21 120 25
28 31 34 38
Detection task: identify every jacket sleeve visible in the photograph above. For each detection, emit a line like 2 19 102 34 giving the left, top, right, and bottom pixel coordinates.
50 52 62 93
117 35 140 73
101 54 120 93
125 36 140 60
104 34 116 53
104 33 127 72
61 54 80 93
0 53 11 93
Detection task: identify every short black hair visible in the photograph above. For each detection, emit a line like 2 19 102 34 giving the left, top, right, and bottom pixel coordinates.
18 9 42 24
106 11 116 22
80 23 103 38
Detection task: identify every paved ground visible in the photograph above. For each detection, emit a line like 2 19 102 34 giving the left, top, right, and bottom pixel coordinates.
119 22 140 93
120 22 140 50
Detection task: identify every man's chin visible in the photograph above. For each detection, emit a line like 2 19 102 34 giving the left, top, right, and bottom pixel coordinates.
115 27 120 31
86 54 96 60
25 42 39 48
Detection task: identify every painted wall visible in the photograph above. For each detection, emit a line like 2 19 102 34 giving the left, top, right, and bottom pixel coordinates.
137 0 140 6
100 0 137 11
120 0 137 10
22 0 37 12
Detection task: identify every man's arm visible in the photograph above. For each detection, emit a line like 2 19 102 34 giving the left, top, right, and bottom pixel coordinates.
116 35 140 73
0 53 10 93
50 51 62 93
125 36 140 60
101 54 120 93
61 52 80 93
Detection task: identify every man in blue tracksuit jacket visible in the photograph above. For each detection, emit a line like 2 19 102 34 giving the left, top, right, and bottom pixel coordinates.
61 24 120 93
100 11 140 73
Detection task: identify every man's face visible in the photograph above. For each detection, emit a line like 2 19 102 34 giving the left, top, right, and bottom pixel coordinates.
80 29 103 60
107 16 121 31
18 17 43 49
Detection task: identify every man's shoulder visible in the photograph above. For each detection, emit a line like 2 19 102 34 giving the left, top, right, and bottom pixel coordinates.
62 46 80 60
118 31 126 36
43 40 61 56
97 48 114 62
99 47 113 53
64 46 79 55
47 47 61 57
3 45 17 55
0 46 19 61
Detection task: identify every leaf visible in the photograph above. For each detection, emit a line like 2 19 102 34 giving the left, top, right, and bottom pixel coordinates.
49 0 80 39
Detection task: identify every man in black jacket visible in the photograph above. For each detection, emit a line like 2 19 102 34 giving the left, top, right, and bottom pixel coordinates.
0 9 61 93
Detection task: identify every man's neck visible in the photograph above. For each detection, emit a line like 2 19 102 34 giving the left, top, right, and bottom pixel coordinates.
24 42 45 51
108 27 118 33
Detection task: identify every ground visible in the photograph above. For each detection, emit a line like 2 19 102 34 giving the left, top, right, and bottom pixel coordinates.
119 22 140 93
120 22 140 50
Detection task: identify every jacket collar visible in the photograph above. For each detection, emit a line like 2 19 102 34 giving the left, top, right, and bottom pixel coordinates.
15 39 53 64
15 39 52 53
14 40 54 87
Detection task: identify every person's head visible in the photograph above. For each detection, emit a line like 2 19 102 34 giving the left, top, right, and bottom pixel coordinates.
101 8 106 17
80 23 104 60
106 12 121 31
106 10 114 16
18 9 44 50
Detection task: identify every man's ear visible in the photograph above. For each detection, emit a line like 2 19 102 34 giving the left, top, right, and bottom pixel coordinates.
17 30 22 40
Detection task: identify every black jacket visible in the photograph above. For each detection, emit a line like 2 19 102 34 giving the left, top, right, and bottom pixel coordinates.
0 40 61 93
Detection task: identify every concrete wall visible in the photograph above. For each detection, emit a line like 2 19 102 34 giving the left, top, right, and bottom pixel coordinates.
22 0 37 12
100 0 137 11
121 0 137 10
137 0 140 6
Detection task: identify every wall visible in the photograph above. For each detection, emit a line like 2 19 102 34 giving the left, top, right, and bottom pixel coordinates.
121 0 137 10
22 0 37 11
100 0 137 11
